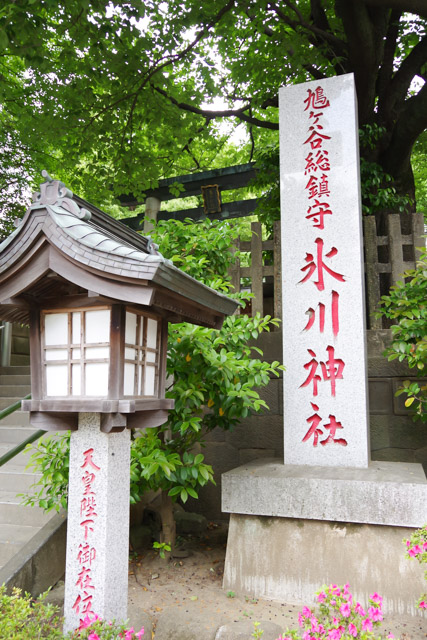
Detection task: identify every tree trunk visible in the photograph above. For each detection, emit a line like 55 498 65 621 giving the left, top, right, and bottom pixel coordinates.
158 490 176 561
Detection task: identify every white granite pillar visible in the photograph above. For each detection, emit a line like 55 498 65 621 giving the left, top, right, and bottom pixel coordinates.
279 73 370 468
63 413 131 633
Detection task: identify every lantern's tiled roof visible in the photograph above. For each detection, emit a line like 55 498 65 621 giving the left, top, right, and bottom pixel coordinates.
47 204 165 265
0 172 239 327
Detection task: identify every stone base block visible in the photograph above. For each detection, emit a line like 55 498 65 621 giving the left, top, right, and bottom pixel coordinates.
222 459 427 527
223 514 425 616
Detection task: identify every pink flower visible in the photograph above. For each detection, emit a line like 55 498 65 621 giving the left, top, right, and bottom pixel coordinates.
362 618 373 632
136 628 145 639
298 612 305 627
354 602 366 616
348 622 358 637
370 592 383 605
79 614 93 630
368 606 383 622
419 600 427 609
302 632 313 640
317 591 327 603
339 603 351 617
332 617 340 626
88 634 100 640
387 634 395 639
327 629 342 640
302 606 312 617
408 545 422 557
125 627 135 640
343 583 350 595
330 584 341 596
310 616 319 632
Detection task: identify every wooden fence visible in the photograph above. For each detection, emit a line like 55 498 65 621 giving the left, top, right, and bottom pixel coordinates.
229 221 282 321
363 212 424 329
229 214 424 329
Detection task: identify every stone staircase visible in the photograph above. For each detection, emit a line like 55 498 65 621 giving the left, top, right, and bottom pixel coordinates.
0 365 57 573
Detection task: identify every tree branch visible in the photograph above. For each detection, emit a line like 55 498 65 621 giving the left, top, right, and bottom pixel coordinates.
381 34 427 123
376 10 401 104
85 1 237 131
152 85 279 130
364 0 427 20
269 1 346 52
334 0 387 123
380 81 427 196
310 0 332 33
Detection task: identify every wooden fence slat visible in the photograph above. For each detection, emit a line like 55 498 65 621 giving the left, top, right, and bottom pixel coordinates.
387 214 405 285
229 238 241 315
250 222 264 316
363 217 382 329
413 212 425 262
273 220 282 321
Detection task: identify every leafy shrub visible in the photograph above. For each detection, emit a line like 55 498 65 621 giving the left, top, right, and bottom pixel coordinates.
0 586 63 639
377 249 427 421
0 587 144 639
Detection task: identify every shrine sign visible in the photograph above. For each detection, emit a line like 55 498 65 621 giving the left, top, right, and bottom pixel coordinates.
279 74 369 468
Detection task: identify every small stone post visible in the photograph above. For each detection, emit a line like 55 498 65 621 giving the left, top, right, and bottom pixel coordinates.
63 413 131 633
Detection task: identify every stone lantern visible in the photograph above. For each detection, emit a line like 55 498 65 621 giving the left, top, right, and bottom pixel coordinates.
0 172 238 631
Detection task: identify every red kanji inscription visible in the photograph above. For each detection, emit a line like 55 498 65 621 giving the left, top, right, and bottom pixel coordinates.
299 238 345 291
300 345 345 397
304 87 330 111
303 291 340 337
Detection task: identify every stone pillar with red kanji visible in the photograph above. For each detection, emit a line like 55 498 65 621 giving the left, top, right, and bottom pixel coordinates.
63 413 130 633
279 73 370 468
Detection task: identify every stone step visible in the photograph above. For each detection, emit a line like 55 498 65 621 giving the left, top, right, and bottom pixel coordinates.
0 425 41 444
0 541 24 566
0 411 30 426
0 469 42 493
10 354 30 366
11 325 29 338
0 375 31 386
0 367 31 376
0 385 31 398
0 493 53 527
0 397 27 410
0 522 40 546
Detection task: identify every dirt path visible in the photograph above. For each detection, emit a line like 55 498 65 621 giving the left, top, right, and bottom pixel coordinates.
46 522 427 638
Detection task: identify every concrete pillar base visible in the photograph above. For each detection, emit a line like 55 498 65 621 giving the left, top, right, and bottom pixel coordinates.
223 513 425 616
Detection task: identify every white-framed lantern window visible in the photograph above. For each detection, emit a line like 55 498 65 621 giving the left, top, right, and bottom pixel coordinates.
123 310 160 397
42 308 111 397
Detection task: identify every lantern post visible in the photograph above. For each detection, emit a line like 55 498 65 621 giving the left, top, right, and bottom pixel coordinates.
0 172 238 632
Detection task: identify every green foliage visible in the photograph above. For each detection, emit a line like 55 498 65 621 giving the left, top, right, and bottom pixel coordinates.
411 131 427 217
22 217 283 516
0 2 425 209
0 586 63 639
0 587 145 639
152 541 172 559
359 125 413 216
377 249 427 422
19 433 70 512
251 125 415 232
